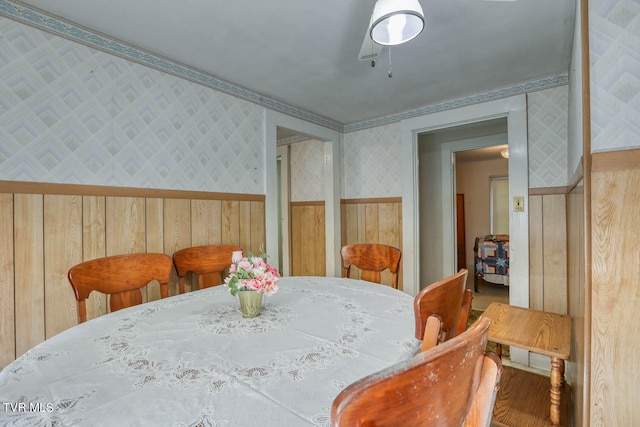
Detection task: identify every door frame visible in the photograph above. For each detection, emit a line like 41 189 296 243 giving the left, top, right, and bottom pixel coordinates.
441 133 509 281
265 110 342 276
401 95 528 300
401 95 529 364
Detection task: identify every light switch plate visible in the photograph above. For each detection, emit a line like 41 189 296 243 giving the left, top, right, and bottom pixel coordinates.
513 196 524 212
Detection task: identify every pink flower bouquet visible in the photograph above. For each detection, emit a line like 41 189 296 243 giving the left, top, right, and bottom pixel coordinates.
224 250 280 296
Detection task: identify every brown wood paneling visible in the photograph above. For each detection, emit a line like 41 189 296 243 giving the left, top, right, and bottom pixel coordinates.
106 197 146 256
529 195 544 310
191 199 222 246
314 205 326 276
567 184 585 427
14 194 45 357
2 182 266 366
82 196 107 321
222 200 240 246
364 203 379 243
300 205 316 275
528 194 568 314
239 201 252 254
290 204 302 275
378 202 402 288
290 203 325 276
250 201 265 255
591 168 640 426
340 198 403 288
0 194 16 368
541 194 567 315
145 198 165 301
164 198 191 295
44 195 82 338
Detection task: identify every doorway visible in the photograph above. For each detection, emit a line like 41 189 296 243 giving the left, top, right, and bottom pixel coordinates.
417 120 508 289
455 145 510 311
400 95 529 365
265 112 341 277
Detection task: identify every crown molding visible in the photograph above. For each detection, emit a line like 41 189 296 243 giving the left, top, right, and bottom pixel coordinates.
0 0 344 131
343 73 569 132
2 0 568 135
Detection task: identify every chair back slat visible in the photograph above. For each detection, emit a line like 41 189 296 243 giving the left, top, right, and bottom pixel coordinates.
414 269 472 349
172 245 242 293
331 317 501 427
68 253 173 323
341 243 401 288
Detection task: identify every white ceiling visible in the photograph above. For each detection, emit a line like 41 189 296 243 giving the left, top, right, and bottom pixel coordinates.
18 0 576 126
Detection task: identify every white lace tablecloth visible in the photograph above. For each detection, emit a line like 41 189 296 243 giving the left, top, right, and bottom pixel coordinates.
0 276 420 426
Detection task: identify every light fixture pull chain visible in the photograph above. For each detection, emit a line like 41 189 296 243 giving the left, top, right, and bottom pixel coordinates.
388 47 392 78
371 42 376 68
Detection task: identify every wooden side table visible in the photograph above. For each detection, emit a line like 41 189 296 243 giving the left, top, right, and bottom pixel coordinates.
482 303 571 427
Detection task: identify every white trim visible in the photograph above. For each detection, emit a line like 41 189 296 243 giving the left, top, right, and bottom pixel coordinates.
276 145 291 276
440 134 508 276
265 110 341 276
401 95 529 365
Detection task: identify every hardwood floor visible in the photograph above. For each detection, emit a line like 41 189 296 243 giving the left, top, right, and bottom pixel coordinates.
464 276 571 426
466 275 509 311
492 366 571 427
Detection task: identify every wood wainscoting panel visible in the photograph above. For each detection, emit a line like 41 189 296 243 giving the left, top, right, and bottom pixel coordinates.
44 195 82 339
250 200 266 254
14 194 45 357
106 197 146 256
528 192 568 314
0 194 16 368
191 199 222 246
0 182 266 366
541 194 568 315
529 195 544 310
164 198 192 296
222 200 241 247
341 198 403 290
239 201 252 253
590 167 640 426
82 196 107 321
145 198 165 301
567 183 585 427
290 203 326 277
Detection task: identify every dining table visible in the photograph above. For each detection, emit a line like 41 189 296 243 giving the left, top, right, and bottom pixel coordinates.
0 276 420 426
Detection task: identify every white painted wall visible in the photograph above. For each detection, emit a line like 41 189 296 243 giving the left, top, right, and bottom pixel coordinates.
457 157 509 273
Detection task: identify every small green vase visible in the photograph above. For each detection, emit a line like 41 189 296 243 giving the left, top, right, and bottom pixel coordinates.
238 290 263 318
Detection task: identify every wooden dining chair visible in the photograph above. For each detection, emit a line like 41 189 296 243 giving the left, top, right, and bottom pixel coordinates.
331 317 502 427
340 243 402 288
172 244 242 294
68 253 173 323
414 268 473 352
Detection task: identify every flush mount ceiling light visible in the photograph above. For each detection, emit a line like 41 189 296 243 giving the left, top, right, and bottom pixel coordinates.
500 148 509 159
369 0 425 46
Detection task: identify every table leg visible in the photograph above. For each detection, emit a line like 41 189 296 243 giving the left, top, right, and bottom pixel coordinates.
495 343 502 359
550 356 563 426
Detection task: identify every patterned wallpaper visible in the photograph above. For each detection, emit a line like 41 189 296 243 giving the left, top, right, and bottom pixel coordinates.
0 17 265 194
289 139 325 202
567 3 584 180
342 122 402 199
590 0 640 153
0 4 581 198
527 86 570 188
